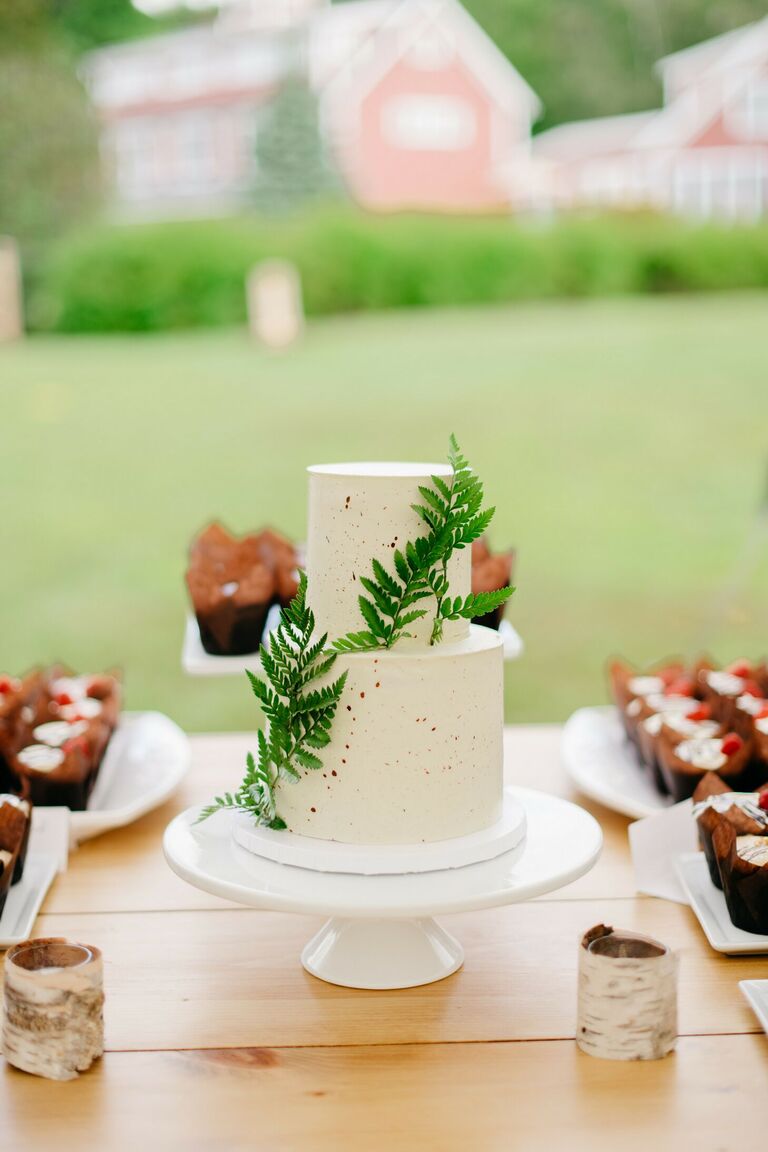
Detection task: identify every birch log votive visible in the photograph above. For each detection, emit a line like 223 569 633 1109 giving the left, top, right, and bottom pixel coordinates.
2 937 104 1080
577 924 678 1061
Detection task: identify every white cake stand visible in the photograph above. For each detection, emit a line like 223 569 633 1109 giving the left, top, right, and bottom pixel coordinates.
164 786 602 990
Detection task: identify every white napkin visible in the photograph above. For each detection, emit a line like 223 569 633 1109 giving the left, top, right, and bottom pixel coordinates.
29 806 70 873
629 799 698 904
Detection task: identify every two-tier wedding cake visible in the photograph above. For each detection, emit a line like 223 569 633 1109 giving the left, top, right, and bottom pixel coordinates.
279 462 505 844
200 439 514 860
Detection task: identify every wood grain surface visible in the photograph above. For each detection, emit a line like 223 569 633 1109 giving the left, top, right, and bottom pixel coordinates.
2 727 766 1150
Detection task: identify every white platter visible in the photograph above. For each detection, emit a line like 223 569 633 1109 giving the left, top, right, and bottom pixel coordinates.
562 705 670 820
740 981 768 1034
0 855 58 950
676 852 768 955
69 711 190 844
232 787 527 875
164 787 601 988
182 613 523 677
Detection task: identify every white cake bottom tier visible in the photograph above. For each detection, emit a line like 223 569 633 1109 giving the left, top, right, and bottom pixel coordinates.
277 625 505 845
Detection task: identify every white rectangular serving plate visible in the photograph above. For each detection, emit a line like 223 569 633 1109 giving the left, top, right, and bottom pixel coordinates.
0 854 58 949
676 852 768 955
183 613 523 677
740 981 768 1034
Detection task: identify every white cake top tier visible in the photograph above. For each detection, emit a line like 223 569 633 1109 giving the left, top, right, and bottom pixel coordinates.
305 462 471 646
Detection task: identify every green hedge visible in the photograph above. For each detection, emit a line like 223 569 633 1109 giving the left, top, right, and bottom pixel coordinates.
29 210 768 333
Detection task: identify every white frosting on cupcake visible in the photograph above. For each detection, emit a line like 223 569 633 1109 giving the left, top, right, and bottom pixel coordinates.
33 720 88 748
644 693 697 715
737 693 765 716
706 671 744 697
17 745 65 773
692 792 767 820
756 717 768 736
60 698 102 720
736 835 768 867
628 676 665 697
662 715 720 739
626 699 642 717
51 676 91 701
676 737 726 771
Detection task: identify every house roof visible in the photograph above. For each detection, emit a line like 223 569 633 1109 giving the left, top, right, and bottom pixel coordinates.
532 111 657 162
314 0 542 121
656 16 768 89
535 16 768 166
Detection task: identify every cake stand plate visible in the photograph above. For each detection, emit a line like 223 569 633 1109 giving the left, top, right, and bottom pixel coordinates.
231 787 526 875
163 787 602 989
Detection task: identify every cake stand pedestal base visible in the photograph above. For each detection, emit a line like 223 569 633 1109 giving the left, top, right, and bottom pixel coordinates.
163 787 603 992
301 917 463 989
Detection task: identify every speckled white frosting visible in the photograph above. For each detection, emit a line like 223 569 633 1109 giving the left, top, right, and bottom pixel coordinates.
305 463 471 647
277 624 504 844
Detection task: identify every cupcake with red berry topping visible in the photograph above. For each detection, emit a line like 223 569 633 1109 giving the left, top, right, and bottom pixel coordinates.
699 660 768 731
608 659 688 745
0 793 31 891
0 674 24 783
634 673 701 780
711 807 768 934
693 774 768 889
752 702 768 766
9 730 96 810
657 729 753 802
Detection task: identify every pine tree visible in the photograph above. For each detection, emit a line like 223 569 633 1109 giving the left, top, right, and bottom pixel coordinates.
252 68 340 215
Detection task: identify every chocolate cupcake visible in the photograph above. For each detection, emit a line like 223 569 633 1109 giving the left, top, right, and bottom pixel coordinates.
10 738 96 811
186 522 276 656
635 696 711 792
607 659 687 746
699 660 768 730
254 528 301 609
0 674 24 789
712 820 768 935
754 712 768 764
470 538 515 630
0 794 32 918
693 776 768 889
657 730 752 802
0 794 31 885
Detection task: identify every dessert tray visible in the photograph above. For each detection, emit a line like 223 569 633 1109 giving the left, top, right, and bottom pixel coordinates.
70 711 190 843
561 705 669 819
164 786 602 989
675 852 768 955
740 980 768 1034
182 613 524 676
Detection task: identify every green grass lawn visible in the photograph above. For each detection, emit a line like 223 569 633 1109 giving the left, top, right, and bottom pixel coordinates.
1 294 767 731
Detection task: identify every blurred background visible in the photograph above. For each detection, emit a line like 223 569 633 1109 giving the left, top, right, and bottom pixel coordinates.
1 0 767 729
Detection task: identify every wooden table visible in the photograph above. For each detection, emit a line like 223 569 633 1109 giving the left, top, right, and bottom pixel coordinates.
2 726 767 1150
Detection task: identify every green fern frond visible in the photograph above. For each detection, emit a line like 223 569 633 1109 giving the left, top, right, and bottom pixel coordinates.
197 571 347 829
334 436 514 651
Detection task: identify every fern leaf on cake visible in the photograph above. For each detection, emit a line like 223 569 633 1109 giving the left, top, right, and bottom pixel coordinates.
197 571 347 829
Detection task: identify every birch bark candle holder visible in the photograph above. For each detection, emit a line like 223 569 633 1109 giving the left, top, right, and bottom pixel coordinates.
2 937 104 1081
577 924 677 1061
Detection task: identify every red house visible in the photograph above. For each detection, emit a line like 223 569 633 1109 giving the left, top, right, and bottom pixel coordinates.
533 17 768 221
84 0 541 217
